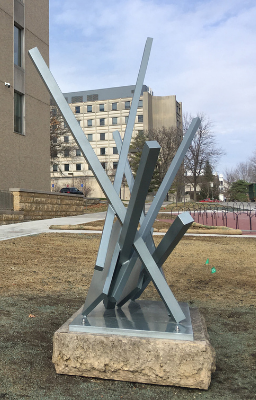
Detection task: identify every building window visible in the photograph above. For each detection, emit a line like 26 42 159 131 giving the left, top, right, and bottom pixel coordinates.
64 136 69 143
113 162 118 169
125 101 130 110
138 99 143 108
87 105 92 112
87 119 92 127
100 148 106 155
77 120 81 125
113 147 118 154
76 164 81 171
100 133 105 140
112 117 117 125
125 116 129 124
88 134 93 142
53 164 58 172
64 164 69 171
75 106 80 114
14 92 23 134
112 102 117 111
101 162 106 170
52 136 57 144
64 149 69 157
99 104 104 112
138 115 143 123
100 118 105 126
76 149 81 156
14 26 22 67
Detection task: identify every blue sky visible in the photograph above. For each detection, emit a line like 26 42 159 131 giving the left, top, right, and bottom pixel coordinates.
49 0 256 174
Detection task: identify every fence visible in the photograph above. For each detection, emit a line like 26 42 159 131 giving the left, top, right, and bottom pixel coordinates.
165 202 256 231
0 191 14 210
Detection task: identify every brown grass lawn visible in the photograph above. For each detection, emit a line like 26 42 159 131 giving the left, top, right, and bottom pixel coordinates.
0 233 255 399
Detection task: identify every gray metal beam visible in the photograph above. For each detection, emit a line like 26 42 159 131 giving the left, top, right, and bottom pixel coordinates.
28 47 126 224
118 141 160 265
95 38 153 270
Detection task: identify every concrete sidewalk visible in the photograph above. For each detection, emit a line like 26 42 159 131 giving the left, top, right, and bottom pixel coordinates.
0 212 107 241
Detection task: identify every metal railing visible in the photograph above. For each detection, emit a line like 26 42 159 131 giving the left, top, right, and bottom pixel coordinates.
0 191 14 210
162 202 256 231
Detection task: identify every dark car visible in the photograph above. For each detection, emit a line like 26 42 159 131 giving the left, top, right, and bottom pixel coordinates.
60 187 84 195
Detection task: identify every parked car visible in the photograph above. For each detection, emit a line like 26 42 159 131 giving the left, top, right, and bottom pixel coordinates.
60 187 84 195
199 198 220 203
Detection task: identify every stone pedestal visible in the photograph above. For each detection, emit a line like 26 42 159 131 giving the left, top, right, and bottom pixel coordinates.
52 302 216 390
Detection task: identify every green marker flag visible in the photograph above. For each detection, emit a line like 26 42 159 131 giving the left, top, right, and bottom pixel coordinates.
211 267 216 274
205 258 209 265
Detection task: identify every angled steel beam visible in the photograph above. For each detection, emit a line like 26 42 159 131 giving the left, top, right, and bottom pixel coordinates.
28 47 126 223
118 141 160 265
95 37 153 271
140 117 200 240
111 119 201 303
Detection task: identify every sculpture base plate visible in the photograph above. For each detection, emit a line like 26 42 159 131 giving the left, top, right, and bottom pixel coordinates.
52 301 216 389
69 300 193 341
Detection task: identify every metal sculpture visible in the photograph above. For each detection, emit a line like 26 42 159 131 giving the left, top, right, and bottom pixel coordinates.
29 38 200 325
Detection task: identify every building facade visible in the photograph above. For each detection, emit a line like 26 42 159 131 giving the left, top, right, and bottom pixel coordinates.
0 0 50 192
51 85 182 198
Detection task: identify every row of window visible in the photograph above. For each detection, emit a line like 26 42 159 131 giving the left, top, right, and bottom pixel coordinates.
84 115 143 127
53 147 118 157
53 162 118 172
75 100 143 114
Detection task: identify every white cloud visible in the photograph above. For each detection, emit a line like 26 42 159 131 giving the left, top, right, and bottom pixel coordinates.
49 0 256 173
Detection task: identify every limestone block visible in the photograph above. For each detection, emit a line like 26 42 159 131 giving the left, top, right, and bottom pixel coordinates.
53 307 215 390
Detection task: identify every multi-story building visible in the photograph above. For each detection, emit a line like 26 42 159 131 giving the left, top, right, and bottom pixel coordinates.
0 0 50 192
51 85 182 198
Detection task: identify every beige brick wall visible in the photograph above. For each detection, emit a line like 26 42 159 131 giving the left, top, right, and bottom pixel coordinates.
10 189 87 220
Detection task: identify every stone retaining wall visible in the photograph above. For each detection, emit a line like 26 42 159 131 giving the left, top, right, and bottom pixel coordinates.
9 188 88 220
0 211 24 225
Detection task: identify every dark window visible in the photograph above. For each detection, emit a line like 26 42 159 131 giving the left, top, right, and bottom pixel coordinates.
100 118 105 126
52 149 57 157
64 136 69 143
138 115 143 123
100 133 105 140
112 102 117 111
64 164 69 171
53 164 58 172
14 26 22 67
14 92 22 133
76 149 81 156
125 101 130 110
76 164 81 171
75 106 80 114
138 99 143 108
64 149 69 157
112 117 117 125
99 104 104 111
88 134 93 142
113 162 118 169
125 116 129 124
87 94 98 101
113 147 118 154
101 162 106 169
87 119 92 127
100 148 106 155
87 105 92 112
77 120 81 125
52 136 57 144
72 96 83 103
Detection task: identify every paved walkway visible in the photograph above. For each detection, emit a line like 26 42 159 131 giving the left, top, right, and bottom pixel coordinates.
0 212 106 241
0 209 256 241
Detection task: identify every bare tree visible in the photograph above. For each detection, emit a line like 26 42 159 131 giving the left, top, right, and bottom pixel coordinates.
224 162 255 185
129 127 183 197
183 113 224 201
